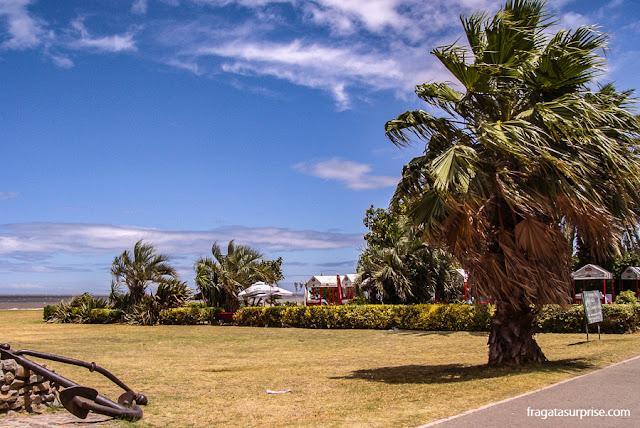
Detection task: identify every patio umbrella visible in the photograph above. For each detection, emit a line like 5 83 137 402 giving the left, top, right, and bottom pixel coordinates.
238 282 293 298
238 281 272 298
268 286 293 297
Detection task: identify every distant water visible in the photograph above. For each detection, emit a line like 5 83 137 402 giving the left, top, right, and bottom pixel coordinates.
0 295 108 310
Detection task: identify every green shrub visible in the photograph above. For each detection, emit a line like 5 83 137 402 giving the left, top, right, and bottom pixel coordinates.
156 306 223 325
205 307 224 323
69 293 108 309
43 305 57 321
535 305 585 333
234 304 494 331
159 307 205 325
45 293 111 324
535 304 640 334
601 304 640 333
234 303 639 333
86 309 122 324
48 301 80 323
615 290 638 304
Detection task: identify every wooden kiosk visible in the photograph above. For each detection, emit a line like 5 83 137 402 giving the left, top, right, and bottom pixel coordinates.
620 266 640 297
305 275 354 306
571 264 614 304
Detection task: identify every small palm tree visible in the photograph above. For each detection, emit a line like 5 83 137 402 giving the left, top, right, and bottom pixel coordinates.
358 218 418 303
111 240 177 306
194 240 273 312
386 0 640 364
194 262 227 308
357 216 459 303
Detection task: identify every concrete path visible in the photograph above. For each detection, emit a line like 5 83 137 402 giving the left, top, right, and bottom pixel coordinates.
420 355 640 428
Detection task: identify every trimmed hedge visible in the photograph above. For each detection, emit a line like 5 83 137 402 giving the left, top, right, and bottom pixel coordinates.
535 304 640 334
158 307 223 325
234 304 494 331
234 303 640 334
43 301 640 332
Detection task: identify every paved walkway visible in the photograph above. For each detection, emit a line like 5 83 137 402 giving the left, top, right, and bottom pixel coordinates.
420 355 640 428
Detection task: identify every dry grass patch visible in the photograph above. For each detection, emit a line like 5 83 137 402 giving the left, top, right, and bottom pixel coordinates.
2 310 640 427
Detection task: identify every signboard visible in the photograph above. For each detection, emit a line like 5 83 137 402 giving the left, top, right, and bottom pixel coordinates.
582 290 603 324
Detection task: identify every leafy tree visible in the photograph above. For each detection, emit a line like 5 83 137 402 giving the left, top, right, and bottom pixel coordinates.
194 240 278 312
357 206 460 303
259 256 285 284
605 250 640 284
363 205 404 248
110 240 178 306
385 0 640 364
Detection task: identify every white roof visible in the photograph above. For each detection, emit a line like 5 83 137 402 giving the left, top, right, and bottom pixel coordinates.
455 269 468 282
571 264 612 280
307 275 339 288
342 274 360 285
621 267 640 280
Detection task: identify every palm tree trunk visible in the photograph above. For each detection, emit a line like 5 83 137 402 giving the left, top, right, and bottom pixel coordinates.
224 292 240 313
488 301 546 365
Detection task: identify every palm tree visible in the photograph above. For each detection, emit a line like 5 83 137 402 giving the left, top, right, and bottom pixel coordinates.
357 215 459 303
357 223 415 303
111 240 178 306
194 262 227 308
194 240 273 312
386 0 640 364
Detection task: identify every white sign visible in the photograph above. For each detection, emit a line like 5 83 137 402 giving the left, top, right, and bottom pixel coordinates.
583 290 603 324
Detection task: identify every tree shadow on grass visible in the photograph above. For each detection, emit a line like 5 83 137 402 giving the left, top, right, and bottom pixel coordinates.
332 359 595 384
389 330 488 338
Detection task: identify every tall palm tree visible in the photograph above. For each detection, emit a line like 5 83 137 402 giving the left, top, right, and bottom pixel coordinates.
111 240 178 306
194 240 273 312
386 0 640 364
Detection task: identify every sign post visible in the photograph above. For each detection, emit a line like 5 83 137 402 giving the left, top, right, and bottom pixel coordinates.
582 290 603 342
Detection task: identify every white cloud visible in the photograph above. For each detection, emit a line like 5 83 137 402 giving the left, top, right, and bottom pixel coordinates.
69 17 137 53
151 1 492 107
302 0 408 34
294 158 399 190
1 282 48 290
2 0 630 108
560 12 592 29
190 39 408 108
132 0 149 15
0 192 18 200
0 0 43 50
48 53 73 68
0 223 364 258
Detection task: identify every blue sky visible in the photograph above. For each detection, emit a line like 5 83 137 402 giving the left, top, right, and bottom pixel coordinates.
1 0 639 295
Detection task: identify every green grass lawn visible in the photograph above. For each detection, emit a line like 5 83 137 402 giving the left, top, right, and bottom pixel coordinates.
2 310 640 427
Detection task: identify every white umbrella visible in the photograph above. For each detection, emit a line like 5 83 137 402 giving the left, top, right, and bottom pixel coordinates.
268 286 293 297
238 282 272 298
238 282 293 298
